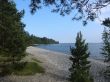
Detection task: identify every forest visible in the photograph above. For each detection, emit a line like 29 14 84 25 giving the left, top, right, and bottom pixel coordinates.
26 34 59 45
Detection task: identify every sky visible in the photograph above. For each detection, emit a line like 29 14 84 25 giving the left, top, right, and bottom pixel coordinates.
14 0 110 43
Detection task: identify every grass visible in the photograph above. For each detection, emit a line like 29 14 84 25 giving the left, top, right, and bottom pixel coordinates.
31 58 42 63
13 62 45 75
0 52 45 76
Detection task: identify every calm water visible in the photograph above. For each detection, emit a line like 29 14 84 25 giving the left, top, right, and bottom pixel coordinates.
36 43 104 60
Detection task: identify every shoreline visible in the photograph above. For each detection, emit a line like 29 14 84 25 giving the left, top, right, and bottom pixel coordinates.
27 46 110 82
28 46 110 82
0 46 109 82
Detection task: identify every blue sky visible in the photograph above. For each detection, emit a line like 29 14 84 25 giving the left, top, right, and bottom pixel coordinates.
14 0 110 43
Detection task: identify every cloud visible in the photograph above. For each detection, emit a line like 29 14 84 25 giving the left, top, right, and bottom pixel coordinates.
101 5 110 13
95 5 110 23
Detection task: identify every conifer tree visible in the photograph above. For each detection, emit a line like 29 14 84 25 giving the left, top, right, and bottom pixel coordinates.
102 18 110 62
102 18 110 77
69 32 92 82
0 0 27 75
0 0 26 59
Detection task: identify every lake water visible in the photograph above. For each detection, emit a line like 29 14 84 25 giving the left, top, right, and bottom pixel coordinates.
36 43 104 60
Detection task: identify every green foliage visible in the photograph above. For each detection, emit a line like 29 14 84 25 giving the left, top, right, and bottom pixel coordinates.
101 28 110 62
0 0 54 76
32 57 42 63
0 0 27 75
104 66 110 78
102 18 110 62
69 32 92 82
0 0 58 75
26 34 59 45
0 0 26 57
102 18 110 78
0 62 26 76
102 18 110 28
12 62 45 75
0 62 44 76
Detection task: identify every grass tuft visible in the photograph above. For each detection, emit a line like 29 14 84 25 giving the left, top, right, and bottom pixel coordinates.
31 58 42 63
13 62 45 75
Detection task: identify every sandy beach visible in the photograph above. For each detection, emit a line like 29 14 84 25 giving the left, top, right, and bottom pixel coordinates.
0 46 110 82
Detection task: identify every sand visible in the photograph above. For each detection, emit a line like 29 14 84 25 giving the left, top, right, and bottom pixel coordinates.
0 46 110 82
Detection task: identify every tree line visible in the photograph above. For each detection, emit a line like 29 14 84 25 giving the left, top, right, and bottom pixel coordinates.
25 33 59 45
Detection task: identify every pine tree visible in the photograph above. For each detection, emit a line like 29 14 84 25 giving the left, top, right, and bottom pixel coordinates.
69 32 92 82
0 0 27 75
0 0 26 59
102 18 110 62
102 18 110 77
